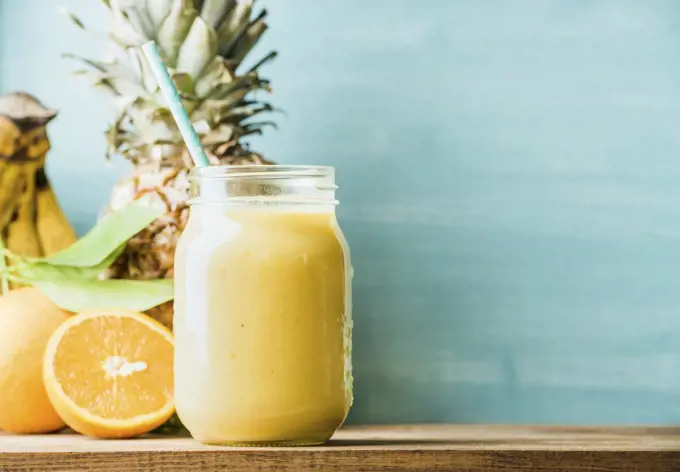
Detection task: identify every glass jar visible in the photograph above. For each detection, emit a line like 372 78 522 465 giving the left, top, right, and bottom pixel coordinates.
173 165 353 446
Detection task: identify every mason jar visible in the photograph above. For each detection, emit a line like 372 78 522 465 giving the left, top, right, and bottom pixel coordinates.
173 165 353 446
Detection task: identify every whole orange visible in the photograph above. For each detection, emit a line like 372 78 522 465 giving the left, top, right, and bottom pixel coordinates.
0 287 70 433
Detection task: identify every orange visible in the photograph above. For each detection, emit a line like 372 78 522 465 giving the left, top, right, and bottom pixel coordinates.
43 309 174 438
0 287 70 433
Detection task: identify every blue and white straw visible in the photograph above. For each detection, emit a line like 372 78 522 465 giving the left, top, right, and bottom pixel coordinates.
141 40 210 168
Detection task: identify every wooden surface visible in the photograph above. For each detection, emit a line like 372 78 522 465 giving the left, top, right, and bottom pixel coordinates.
1 425 680 471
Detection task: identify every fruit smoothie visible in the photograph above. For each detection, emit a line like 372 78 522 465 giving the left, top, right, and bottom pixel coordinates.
174 201 353 445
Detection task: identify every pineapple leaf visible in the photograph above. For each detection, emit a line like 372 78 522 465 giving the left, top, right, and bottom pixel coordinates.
73 69 151 99
146 0 173 31
216 0 252 59
202 103 273 127
193 120 212 135
143 124 179 148
113 96 138 116
201 124 234 145
125 104 177 148
229 12 268 66
72 70 120 96
172 72 197 97
65 53 154 99
120 5 155 41
195 57 234 99
201 0 235 30
64 0 278 167
157 0 197 66
127 48 159 93
197 97 244 113
59 6 113 43
214 71 268 100
242 120 277 133
247 50 277 74
60 8 87 29
106 100 132 159
177 16 218 79
106 126 122 160
63 54 141 87
109 0 149 47
105 78 152 98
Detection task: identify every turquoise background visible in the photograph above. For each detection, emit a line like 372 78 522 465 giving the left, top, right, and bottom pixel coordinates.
3 0 680 424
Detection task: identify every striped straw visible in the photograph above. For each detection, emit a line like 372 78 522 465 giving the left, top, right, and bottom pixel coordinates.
141 41 210 167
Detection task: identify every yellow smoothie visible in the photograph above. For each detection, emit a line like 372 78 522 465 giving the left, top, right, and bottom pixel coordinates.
174 205 353 445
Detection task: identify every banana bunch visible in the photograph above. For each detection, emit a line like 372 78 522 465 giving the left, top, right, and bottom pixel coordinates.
0 92 77 270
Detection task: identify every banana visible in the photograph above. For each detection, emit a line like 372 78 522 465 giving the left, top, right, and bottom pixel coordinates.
0 116 20 157
0 92 72 279
35 176 77 255
5 163 42 259
4 163 42 289
21 128 51 159
0 162 26 234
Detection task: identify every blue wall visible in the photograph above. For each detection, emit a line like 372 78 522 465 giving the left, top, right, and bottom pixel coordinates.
3 0 680 425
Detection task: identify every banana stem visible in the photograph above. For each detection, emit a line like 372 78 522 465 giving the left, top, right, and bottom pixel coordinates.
0 247 28 263
0 248 35 291
0 239 7 295
2 273 28 284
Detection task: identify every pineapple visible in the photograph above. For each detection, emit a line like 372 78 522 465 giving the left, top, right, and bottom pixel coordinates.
65 0 277 327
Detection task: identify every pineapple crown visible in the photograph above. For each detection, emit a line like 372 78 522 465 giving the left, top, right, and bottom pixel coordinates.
65 0 277 167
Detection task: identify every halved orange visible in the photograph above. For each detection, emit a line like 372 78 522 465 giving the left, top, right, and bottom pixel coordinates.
43 309 174 438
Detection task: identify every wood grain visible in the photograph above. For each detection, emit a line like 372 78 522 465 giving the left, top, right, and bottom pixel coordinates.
1 425 680 471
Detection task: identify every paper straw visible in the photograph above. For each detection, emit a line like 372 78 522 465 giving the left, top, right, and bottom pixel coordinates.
141 41 210 167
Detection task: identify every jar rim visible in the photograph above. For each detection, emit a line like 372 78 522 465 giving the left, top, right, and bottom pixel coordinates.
189 164 335 181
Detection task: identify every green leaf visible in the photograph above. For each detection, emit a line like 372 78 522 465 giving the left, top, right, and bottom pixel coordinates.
43 202 162 268
20 244 127 282
152 412 186 434
32 279 174 313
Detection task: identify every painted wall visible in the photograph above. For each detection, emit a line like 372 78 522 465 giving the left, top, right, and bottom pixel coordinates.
3 0 680 424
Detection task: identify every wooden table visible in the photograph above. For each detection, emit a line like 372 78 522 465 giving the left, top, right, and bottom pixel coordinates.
1 425 680 471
